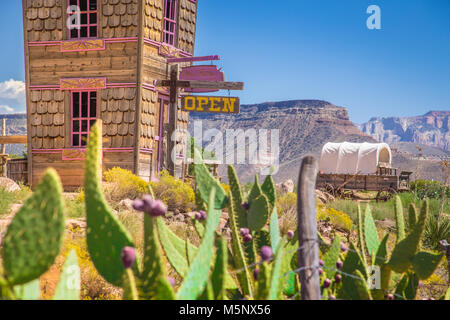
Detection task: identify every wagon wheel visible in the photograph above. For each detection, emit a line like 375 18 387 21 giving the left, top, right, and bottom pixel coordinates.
376 188 396 202
335 187 346 199
324 183 335 197
343 189 355 200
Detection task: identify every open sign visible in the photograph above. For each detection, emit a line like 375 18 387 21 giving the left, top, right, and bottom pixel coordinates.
181 96 240 114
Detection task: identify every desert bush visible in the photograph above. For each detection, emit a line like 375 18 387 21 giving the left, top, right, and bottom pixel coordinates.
424 213 450 249
317 206 353 232
276 192 297 234
150 170 195 213
0 188 15 216
103 167 149 201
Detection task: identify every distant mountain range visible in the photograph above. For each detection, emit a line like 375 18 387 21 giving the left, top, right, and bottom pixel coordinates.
2 104 448 183
358 111 450 152
190 101 449 182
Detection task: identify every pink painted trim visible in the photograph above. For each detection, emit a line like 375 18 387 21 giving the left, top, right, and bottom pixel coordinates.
30 82 137 91
143 83 156 91
107 83 136 88
167 55 220 63
28 41 60 46
105 37 138 43
140 148 154 154
29 85 60 90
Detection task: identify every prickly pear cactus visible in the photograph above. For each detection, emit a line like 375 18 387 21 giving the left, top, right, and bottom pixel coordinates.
140 215 175 300
193 148 227 209
394 196 405 243
177 188 222 299
84 121 135 286
364 205 380 257
388 201 428 273
211 237 228 300
227 165 247 229
247 194 270 231
228 191 253 297
1 168 65 285
261 175 276 210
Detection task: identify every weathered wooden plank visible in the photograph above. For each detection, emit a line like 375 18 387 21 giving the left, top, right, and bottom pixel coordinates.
0 136 28 144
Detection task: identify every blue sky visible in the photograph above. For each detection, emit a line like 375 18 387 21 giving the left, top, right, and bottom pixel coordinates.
0 1 449 123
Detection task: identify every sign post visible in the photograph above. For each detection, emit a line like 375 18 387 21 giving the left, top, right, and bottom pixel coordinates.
156 66 244 178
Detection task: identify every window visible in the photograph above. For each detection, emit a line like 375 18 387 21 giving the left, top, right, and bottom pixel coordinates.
163 0 177 45
71 91 97 147
68 0 98 39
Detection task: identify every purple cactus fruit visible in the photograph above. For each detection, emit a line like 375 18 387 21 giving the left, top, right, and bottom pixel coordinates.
149 200 167 217
253 268 260 281
195 210 207 221
387 293 394 300
241 202 249 211
132 199 145 212
243 234 253 243
318 268 323 276
121 246 136 269
418 281 423 287
329 295 336 300
168 277 176 287
428 298 435 300
340 244 348 252
323 278 331 289
319 259 324 267
240 228 250 237
287 230 294 240
260 246 273 262
336 260 343 270
334 274 342 284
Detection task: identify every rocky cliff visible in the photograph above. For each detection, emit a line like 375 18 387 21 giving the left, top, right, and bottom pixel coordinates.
358 111 450 151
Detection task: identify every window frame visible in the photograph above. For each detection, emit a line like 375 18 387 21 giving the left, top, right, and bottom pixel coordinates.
163 0 178 46
68 0 99 39
70 90 98 148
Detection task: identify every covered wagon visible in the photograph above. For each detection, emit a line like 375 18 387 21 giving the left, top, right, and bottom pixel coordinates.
316 142 412 201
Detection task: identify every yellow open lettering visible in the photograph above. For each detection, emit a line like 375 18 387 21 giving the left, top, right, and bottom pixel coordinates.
184 96 196 111
223 98 236 113
209 97 221 112
197 97 208 111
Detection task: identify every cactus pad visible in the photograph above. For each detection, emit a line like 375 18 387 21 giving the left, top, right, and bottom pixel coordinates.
177 188 222 299
364 205 380 257
84 122 135 286
394 195 405 242
1 168 65 285
193 148 227 209
247 194 270 231
411 251 444 280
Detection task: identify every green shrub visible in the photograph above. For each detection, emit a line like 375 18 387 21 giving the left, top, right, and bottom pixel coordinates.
150 170 195 213
103 167 149 201
411 179 449 200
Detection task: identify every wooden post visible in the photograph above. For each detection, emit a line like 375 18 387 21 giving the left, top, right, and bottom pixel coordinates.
168 64 179 178
1 118 6 177
297 156 321 300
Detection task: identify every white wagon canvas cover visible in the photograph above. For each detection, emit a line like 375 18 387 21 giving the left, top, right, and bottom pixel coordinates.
319 142 392 175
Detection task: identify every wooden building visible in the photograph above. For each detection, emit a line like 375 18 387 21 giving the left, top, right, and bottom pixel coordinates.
22 0 197 189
